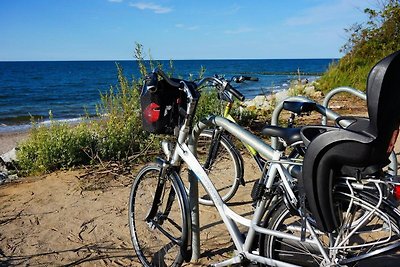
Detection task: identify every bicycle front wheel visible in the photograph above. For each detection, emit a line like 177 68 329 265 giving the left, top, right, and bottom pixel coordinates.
128 163 191 267
196 129 243 205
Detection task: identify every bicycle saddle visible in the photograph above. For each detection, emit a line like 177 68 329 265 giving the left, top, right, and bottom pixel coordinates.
283 101 317 114
261 126 302 148
301 50 400 232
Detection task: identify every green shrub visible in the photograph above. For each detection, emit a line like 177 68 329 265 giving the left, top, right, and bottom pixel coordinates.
94 64 154 160
17 121 95 174
195 89 221 121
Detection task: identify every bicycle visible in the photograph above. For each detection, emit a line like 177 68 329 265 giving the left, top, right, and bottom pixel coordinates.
194 75 256 205
195 82 400 206
128 50 400 267
195 81 353 206
194 75 322 205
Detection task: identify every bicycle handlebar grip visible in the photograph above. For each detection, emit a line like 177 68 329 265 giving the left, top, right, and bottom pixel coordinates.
154 68 183 88
227 84 245 101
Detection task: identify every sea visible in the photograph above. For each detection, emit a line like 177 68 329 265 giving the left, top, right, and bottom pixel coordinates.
0 59 336 133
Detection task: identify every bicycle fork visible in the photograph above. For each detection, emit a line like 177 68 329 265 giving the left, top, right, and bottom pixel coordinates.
144 158 170 223
143 158 193 260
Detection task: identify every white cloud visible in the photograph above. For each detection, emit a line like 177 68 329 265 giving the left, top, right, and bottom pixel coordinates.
108 0 123 3
224 27 255 35
129 2 172 14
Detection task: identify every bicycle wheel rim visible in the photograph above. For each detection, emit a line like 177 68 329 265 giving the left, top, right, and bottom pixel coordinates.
129 164 189 267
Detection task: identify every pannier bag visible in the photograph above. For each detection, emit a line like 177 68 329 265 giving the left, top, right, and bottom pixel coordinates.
140 74 186 135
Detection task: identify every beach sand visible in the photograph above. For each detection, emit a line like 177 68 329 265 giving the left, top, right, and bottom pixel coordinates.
0 131 29 155
0 154 262 266
0 150 399 266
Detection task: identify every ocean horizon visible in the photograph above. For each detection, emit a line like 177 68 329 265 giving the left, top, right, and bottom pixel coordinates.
0 58 336 133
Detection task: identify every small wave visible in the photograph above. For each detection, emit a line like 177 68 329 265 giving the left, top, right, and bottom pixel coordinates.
40 117 89 126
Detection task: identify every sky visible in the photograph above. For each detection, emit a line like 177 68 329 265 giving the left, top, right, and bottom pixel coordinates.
0 0 376 61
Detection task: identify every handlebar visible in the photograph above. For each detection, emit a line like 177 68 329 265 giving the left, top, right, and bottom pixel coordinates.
148 69 248 102
197 77 246 101
226 83 245 101
232 75 259 83
153 68 183 89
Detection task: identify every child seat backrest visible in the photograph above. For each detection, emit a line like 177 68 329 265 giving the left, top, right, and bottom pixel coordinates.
365 51 400 162
301 50 400 232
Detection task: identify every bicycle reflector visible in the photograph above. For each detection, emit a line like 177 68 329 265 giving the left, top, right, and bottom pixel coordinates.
143 102 160 123
387 129 399 153
394 184 400 201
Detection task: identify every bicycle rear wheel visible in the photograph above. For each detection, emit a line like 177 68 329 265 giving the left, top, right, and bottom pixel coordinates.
129 163 191 267
260 191 400 266
196 129 243 205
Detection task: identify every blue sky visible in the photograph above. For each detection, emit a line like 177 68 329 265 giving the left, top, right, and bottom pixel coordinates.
0 0 374 61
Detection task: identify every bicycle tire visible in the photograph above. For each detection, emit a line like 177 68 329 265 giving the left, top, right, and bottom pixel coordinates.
129 163 191 267
260 190 400 266
196 129 243 205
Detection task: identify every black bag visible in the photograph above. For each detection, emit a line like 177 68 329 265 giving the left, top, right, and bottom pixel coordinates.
140 77 186 135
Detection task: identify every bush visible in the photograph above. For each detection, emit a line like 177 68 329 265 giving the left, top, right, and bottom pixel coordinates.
17 121 95 174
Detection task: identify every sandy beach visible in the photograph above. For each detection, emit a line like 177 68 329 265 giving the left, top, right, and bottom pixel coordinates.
0 131 29 155
1 147 399 266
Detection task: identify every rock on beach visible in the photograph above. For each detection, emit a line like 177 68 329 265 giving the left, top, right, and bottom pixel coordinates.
0 131 28 183
243 83 320 111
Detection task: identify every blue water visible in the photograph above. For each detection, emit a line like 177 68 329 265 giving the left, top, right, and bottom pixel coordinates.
0 59 335 132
